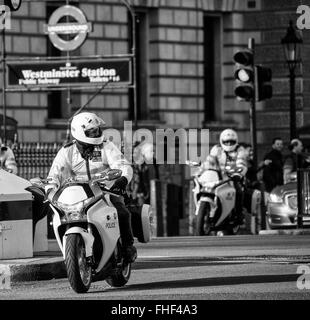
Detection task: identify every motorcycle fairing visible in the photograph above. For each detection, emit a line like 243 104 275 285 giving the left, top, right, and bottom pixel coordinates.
87 199 119 273
51 206 64 255
214 183 236 226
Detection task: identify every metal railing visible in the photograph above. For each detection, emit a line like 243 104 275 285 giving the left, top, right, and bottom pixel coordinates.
12 142 62 180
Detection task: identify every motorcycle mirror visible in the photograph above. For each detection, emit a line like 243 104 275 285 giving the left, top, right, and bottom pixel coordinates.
107 169 122 180
30 177 42 184
94 172 107 179
185 160 200 167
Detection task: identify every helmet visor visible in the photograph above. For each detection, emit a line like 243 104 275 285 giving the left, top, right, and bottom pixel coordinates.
222 139 236 146
85 127 102 138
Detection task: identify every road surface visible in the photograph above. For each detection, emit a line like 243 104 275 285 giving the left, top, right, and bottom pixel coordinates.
1 235 310 300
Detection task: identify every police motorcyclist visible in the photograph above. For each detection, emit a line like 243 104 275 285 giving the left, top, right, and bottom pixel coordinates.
0 139 17 174
45 112 137 263
200 129 247 225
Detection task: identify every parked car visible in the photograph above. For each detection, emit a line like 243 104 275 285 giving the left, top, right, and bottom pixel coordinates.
266 175 310 229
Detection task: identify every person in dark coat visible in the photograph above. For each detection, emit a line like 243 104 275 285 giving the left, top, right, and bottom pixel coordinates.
283 139 310 184
262 137 284 192
239 143 271 189
240 143 271 213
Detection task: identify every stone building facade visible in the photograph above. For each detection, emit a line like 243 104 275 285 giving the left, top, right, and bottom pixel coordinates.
2 0 307 155
2 0 307 235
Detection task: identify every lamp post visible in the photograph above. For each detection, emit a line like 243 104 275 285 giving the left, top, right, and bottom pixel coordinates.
281 20 303 140
281 20 303 229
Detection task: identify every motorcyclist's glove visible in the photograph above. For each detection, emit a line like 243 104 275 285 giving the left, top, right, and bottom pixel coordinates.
110 176 128 192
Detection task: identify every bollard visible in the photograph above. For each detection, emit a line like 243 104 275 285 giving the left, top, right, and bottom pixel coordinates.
297 155 304 229
166 183 182 236
188 180 195 236
150 179 164 237
259 183 267 230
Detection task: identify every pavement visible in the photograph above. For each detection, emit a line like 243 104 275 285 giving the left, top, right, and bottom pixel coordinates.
2 231 310 284
259 229 310 235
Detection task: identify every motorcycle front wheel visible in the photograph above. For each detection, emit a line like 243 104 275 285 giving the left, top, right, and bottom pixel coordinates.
65 234 92 293
196 202 212 236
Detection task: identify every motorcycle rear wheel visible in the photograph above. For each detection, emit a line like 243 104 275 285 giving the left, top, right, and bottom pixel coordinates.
106 244 132 287
106 263 131 287
65 234 92 293
196 202 211 236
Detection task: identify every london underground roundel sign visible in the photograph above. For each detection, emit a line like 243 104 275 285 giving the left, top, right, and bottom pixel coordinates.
44 5 92 52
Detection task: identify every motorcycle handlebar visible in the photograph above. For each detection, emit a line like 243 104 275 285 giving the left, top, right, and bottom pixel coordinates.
212 174 243 189
99 186 122 198
213 178 231 189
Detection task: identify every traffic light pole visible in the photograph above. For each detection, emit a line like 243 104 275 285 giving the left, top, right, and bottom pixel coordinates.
248 38 257 168
1 19 7 145
289 68 297 140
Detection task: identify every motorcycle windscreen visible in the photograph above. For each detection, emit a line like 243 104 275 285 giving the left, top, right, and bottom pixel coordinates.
57 185 89 205
198 170 220 186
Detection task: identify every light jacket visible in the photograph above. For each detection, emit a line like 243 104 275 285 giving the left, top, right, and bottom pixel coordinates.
47 140 133 188
200 144 248 179
0 146 17 174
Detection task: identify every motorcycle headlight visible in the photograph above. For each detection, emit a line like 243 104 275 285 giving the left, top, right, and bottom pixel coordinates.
268 193 283 203
56 200 88 221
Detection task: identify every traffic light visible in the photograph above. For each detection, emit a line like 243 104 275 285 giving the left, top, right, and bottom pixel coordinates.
233 49 255 101
4 0 22 11
255 65 272 101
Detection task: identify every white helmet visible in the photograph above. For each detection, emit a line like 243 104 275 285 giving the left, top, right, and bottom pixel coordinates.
220 129 238 152
71 112 106 145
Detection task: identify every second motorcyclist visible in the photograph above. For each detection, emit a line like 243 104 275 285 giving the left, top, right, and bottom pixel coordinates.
200 129 248 225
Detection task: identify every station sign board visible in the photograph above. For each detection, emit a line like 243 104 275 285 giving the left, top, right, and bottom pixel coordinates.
7 58 132 88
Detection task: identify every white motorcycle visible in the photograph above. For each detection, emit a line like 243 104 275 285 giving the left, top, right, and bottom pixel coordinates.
30 169 153 293
188 162 261 236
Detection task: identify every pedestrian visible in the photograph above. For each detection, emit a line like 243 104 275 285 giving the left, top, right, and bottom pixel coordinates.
262 137 284 192
130 140 154 205
283 138 310 184
239 142 271 214
239 142 272 189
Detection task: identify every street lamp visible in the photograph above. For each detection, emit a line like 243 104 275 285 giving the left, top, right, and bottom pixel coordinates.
281 20 303 229
281 20 303 140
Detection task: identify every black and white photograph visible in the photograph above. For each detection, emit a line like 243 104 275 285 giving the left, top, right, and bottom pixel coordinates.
0 0 309 312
